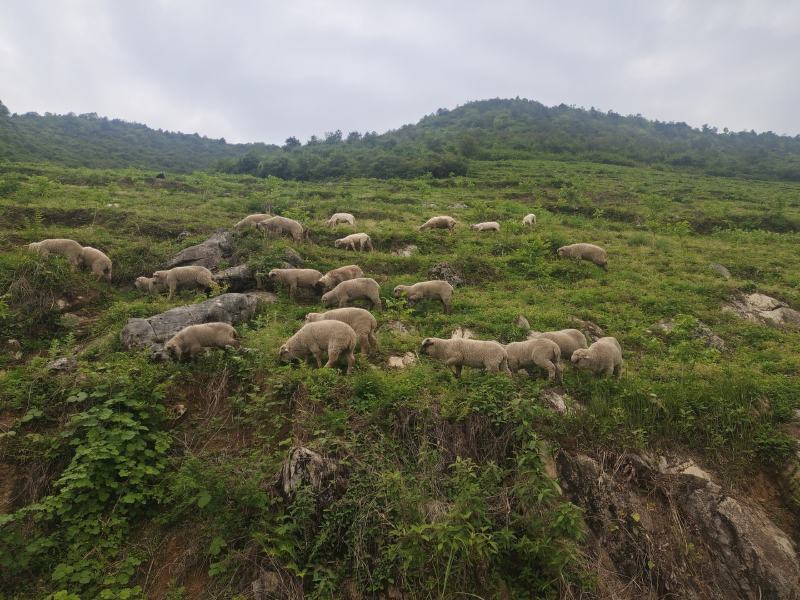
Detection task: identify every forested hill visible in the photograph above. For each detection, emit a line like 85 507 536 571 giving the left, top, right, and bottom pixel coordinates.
222 98 800 181
0 100 275 172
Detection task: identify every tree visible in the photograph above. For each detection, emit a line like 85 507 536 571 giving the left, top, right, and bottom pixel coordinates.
346 131 361 143
324 130 343 144
283 136 301 150
0 100 10 118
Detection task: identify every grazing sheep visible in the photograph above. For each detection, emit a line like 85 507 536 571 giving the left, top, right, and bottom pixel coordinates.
571 336 623 377
164 322 240 361
256 215 307 243
504 338 562 381
234 213 271 230
305 307 378 355
557 243 608 270
326 212 356 227
80 246 112 281
393 280 454 314
316 265 364 292
419 216 456 231
279 320 357 374
527 329 588 359
25 239 84 267
471 221 500 232
334 233 373 252
321 278 382 310
522 214 537 227
420 337 511 378
268 268 323 300
152 265 215 300
134 276 160 294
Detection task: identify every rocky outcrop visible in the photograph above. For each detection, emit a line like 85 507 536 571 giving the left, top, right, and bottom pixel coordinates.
164 230 232 270
724 293 800 327
213 263 260 292
653 318 726 350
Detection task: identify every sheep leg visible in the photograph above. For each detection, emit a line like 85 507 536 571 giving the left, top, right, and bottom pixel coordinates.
311 349 323 368
344 350 355 375
167 281 176 300
543 361 556 381
325 345 342 368
613 361 623 377
603 365 615 377
442 299 452 314
358 334 369 356
368 331 378 352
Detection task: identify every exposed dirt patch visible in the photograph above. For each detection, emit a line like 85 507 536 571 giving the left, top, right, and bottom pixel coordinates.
145 530 209 600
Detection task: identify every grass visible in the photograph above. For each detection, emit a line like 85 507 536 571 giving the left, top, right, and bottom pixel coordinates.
1 159 799 598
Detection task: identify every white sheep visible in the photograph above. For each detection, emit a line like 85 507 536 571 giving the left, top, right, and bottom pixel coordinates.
393 280 454 314
527 329 588 359
557 243 608 270
164 322 240 361
420 337 511 378
152 265 216 300
80 246 112 281
279 320 358 374
234 213 271 230
522 214 537 227
268 268 323 300
334 233 373 252
134 276 161 294
471 221 500 232
571 336 623 377
326 213 356 227
305 307 378 355
419 216 456 231
504 338 562 381
316 265 365 292
256 216 307 243
25 239 84 268
321 278 382 310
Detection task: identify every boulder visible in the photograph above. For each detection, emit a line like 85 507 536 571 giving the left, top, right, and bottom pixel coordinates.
540 389 569 414
391 244 418 257
513 315 530 330
387 352 418 369
569 317 605 341
428 262 464 287
213 263 260 292
164 230 232 270
709 263 732 279
120 293 260 352
282 247 304 267
723 293 800 327
46 356 77 373
450 326 475 339
176 231 192 242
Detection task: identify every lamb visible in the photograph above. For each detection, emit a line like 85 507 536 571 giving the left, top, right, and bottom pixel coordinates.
420 337 511 378
279 320 357 374
504 338 562 381
326 212 356 227
80 246 112 281
527 329 588 359
234 213 271 230
316 265 365 292
134 276 160 294
522 214 537 227
152 265 216 300
268 268 323 299
25 239 84 267
164 322 240 361
471 221 500 232
571 336 623 377
256 215 307 243
305 307 378 355
393 280 454 314
321 278 382 310
334 233 373 252
418 216 456 231
557 243 608 270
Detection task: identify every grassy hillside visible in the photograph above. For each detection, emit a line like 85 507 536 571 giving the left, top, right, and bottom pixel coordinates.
1 160 799 598
0 101 275 172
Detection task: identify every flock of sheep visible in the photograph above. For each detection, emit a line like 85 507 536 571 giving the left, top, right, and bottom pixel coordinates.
24 208 621 380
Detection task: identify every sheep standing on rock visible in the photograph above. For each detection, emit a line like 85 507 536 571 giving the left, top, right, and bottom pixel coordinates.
471 221 500 232
522 214 537 227
316 265 364 292
25 239 84 268
305 307 378 355
571 336 623 377
420 337 511 378
419 216 456 231
134 276 160 294
164 322 240 361
256 216 307 243
393 280 454 314
326 213 356 227
527 329 588 359
152 265 215 300
268 268 323 300
321 278 382 310
279 320 357 374
504 338 562 381
234 213 271 230
334 233 373 252
557 243 608 270
80 246 112 281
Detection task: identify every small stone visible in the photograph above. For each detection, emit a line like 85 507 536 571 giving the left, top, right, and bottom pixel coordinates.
541 389 568 414
379 320 416 335
391 244 418 257
176 231 191 242
174 404 187 418
46 357 77 372
6 339 21 352
388 352 417 369
450 202 468 209
450 327 474 339
709 263 731 279
514 315 530 330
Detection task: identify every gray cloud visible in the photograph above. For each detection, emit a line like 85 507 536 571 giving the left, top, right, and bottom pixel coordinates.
1 0 798 143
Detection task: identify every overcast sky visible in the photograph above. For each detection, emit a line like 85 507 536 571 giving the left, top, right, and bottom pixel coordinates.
1 0 798 144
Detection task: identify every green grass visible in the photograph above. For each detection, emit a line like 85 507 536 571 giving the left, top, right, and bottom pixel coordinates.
1 159 799 598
